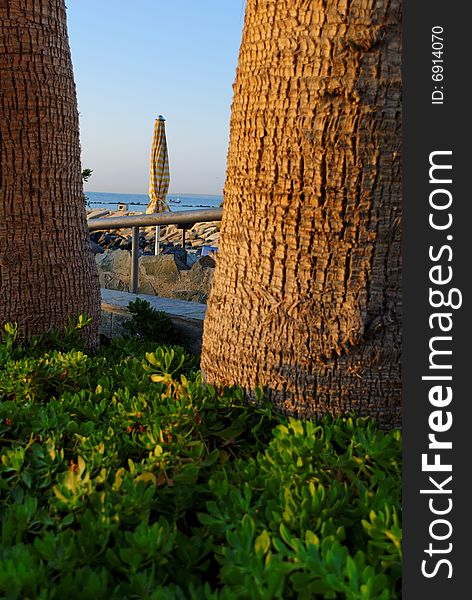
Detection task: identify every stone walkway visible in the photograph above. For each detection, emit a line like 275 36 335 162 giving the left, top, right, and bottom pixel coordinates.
101 288 207 320
100 289 207 354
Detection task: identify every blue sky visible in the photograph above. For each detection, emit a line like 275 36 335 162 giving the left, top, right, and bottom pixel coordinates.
67 1 245 195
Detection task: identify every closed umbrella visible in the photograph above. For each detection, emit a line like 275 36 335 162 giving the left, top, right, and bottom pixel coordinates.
146 115 170 255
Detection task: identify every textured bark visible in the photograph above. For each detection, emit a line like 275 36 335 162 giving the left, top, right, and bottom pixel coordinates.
0 0 100 346
201 0 402 427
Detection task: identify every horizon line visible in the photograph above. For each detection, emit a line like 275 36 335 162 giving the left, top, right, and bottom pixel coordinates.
84 190 224 197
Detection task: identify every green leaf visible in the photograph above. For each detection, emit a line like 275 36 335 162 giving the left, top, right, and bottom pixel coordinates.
305 530 320 547
61 513 74 526
21 471 33 488
254 530 271 556
279 523 293 547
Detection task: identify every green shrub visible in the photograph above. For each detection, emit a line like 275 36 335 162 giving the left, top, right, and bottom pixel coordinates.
122 298 176 345
0 315 92 364
0 328 402 599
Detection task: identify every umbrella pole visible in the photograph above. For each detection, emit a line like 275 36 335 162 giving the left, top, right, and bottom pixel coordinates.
155 225 160 256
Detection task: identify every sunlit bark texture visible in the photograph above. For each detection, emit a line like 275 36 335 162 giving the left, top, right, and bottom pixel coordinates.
0 0 100 346
202 0 402 427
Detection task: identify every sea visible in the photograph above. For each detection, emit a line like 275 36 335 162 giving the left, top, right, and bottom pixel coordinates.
85 191 223 213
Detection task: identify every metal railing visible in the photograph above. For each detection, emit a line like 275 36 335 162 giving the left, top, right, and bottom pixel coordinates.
88 208 223 294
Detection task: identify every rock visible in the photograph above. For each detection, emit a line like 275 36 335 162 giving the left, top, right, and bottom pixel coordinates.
109 210 133 218
186 252 199 267
90 232 102 244
139 254 181 284
171 290 208 303
175 256 189 272
182 259 215 300
119 238 132 250
98 270 130 292
192 224 207 235
96 249 131 276
90 240 104 255
160 225 178 240
116 228 132 237
167 233 183 243
202 226 218 236
101 233 114 246
205 232 220 243
137 280 156 295
107 235 124 247
87 209 110 219
162 245 188 268
195 255 216 269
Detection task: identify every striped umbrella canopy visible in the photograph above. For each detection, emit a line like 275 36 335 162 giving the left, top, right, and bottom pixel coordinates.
146 115 170 214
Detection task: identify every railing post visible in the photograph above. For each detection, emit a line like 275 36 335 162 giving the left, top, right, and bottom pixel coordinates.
131 226 140 294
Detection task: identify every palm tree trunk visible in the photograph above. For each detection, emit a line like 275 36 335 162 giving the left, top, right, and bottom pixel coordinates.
201 0 402 428
0 0 100 347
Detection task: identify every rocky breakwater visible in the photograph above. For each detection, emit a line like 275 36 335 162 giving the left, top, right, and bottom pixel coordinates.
88 209 219 303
